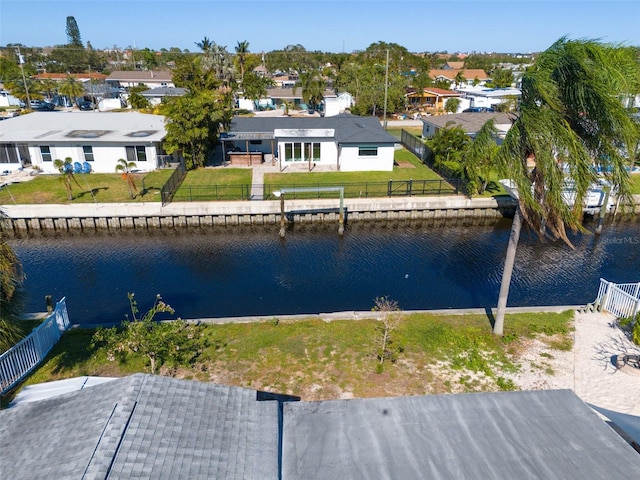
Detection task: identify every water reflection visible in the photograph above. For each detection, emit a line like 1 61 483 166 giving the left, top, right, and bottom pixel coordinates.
6 217 640 325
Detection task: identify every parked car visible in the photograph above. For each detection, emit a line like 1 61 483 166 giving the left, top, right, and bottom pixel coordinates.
78 101 94 111
30 100 55 111
462 106 495 113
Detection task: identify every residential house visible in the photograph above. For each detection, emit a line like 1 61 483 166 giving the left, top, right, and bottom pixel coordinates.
105 70 174 90
443 61 465 70
429 69 490 87
271 74 298 88
2 374 640 479
421 112 516 143
323 91 354 117
221 113 397 171
139 86 188 106
406 87 461 111
456 86 522 111
0 112 176 173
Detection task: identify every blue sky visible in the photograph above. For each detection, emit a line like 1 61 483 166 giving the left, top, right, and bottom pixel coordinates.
2 0 639 53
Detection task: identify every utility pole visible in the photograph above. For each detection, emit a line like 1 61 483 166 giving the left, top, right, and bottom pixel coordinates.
15 46 31 108
382 49 389 130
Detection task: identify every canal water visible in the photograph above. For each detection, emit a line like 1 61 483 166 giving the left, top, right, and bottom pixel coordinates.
7 218 640 325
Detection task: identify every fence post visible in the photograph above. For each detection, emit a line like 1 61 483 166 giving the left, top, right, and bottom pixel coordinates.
602 280 612 313
387 180 392 197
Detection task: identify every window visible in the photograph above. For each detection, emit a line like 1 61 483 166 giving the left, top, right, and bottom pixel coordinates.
82 146 94 162
126 145 147 162
358 146 378 157
40 146 52 162
0 144 19 164
304 142 321 161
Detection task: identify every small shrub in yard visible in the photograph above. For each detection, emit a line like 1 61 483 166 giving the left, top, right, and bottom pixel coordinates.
618 316 640 345
91 293 204 374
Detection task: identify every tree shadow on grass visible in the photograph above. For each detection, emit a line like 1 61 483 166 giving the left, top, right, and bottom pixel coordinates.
484 181 502 193
485 307 496 329
74 187 109 200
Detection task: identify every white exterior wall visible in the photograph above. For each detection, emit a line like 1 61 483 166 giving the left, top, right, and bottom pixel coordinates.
338 145 394 172
276 139 337 165
28 143 159 173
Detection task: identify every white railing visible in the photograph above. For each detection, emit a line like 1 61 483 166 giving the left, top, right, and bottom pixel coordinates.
0 297 70 395
595 279 640 320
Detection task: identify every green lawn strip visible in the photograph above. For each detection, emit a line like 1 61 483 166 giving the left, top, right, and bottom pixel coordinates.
0 170 173 204
264 149 454 199
10 311 574 403
386 127 423 140
174 168 252 201
630 174 640 195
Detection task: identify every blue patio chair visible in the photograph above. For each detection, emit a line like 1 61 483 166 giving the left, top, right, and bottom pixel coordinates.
82 162 92 173
73 162 82 173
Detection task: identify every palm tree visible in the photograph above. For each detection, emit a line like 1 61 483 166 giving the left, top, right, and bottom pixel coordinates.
58 75 85 107
493 37 640 335
235 40 250 92
295 70 326 113
195 36 212 53
462 119 500 194
0 209 25 353
454 71 466 88
116 158 138 199
53 157 82 200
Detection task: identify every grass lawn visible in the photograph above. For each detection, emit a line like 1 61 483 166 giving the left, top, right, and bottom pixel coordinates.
630 173 640 195
12 310 574 403
386 127 423 140
173 167 252 201
264 148 458 198
0 170 173 204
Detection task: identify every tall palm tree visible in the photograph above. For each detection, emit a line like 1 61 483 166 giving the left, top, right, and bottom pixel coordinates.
116 158 138 199
58 75 85 107
235 40 249 92
53 157 83 200
454 71 466 88
295 70 326 113
493 37 640 335
195 36 212 53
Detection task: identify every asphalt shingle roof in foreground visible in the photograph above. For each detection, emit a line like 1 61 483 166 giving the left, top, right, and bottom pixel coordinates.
282 389 640 480
3 376 640 479
0 374 279 480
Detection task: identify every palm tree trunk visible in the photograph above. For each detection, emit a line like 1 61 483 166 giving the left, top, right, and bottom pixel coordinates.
493 206 522 335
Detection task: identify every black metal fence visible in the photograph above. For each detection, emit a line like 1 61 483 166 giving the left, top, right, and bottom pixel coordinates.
263 179 461 200
400 129 469 195
172 184 252 202
160 162 187 205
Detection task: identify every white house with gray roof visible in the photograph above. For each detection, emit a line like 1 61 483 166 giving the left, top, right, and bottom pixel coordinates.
222 114 398 171
0 112 174 173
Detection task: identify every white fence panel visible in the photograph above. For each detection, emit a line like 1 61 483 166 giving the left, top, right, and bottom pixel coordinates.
0 298 69 395
596 279 640 320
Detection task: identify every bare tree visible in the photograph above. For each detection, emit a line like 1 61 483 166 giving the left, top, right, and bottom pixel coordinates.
373 296 402 371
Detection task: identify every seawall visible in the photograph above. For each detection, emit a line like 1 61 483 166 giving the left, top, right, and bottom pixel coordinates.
2 194 639 235
0 195 518 235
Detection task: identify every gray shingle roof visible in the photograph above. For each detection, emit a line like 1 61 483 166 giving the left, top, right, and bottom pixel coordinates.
4 377 640 480
230 114 398 145
422 112 516 134
0 374 279 480
282 389 640 480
